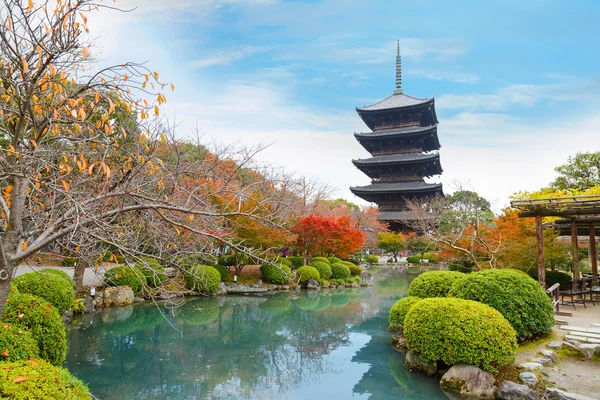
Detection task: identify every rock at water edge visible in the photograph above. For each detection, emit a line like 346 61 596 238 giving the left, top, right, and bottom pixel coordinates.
405 351 438 377
439 363 495 400
497 381 538 400
545 388 596 400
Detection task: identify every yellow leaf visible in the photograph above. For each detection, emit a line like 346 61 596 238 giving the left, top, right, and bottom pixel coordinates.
75 246 81 253
159 133 166 142
61 180 70 191
82 46 89 59
6 18 12 31
22 58 28 73
26 0 33 13
170 83 175 92
22 241 28 251
153 71 159 80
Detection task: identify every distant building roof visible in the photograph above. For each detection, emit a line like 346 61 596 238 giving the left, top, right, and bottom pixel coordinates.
350 181 443 193
353 153 439 166
354 125 436 138
356 93 431 112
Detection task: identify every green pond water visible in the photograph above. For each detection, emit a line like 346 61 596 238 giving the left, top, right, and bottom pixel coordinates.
65 269 446 399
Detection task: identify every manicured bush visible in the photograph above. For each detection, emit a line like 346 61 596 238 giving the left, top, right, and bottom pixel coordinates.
287 256 304 269
72 298 85 315
408 271 465 298
179 253 217 269
448 269 555 341
103 266 146 294
61 257 77 267
529 269 572 290
260 263 291 284
0 323 40 362
330 263 351 279
0 360 91 399
343 262 361 276
389 296 422 330
184 265 221 295
404 298 517 372
296 266 320 286
367 255 378 264
213 264 229 281
327 257 342 265
310 257 330 265
276 257 292 267
134 257 167 287
406 255 422 264
12 269 74 315
310 261 332 280
2 293 67 366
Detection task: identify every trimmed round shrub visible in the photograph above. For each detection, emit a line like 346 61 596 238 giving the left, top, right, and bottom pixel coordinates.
287 256 304 269
0 323 40 362
367 255 379 264
404 298 517 372
103 266 146 294
389 296 422 330
310 261 332 280
2 293 67 366
184 265 221 295
260 263 291 284
406 255 422 264
134 257 167 287
408 271 465 298
61 257 77 267
330 263 351 279
448 269 555 341
296 266 320 286
178 253 217 269
344 262 362 276
327 257 342 265
310 256 331 265
0 360 91 399
12 269 74 315
529 269 572 290
276 257 292 267
213 264 229 281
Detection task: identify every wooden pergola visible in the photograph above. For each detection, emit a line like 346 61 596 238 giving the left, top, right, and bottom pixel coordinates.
511 195 600 288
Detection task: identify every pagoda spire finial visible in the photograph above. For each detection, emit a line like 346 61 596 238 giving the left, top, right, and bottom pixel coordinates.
394 40 403 94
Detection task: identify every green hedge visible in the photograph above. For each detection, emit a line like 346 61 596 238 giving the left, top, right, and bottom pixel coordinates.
449 269 554 341
287 256 304 269
367 255 378 264
528 269 572 290
276 257 292 267
327 257 342 265
389 296 422 331
296 266 320 286
408 271 465 298
213 265 230 281
12 269 74 314
2 293 67 366
0 360 91 399
342 261 361 276
331 263 351 279
310 261 332 280
406 256 422 264
260 263 291 284
404 298 517 372
134 257 167 287
184 265 221 295
0 323 40 362
310 257 330 265
61 257 78 267
103 266 146 294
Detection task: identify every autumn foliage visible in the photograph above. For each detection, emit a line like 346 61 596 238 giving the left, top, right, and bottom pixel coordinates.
291 214 365 259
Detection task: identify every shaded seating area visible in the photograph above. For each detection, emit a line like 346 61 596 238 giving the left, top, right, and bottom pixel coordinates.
559 276 598 309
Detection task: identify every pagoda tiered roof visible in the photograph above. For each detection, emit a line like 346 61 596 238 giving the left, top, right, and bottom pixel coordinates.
352 152 439 166
350 181 443 194
354 125 441 153
356 93 432 111
354 125 436 138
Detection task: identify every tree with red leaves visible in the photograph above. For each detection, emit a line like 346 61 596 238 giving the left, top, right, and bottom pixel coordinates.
291 214 365 263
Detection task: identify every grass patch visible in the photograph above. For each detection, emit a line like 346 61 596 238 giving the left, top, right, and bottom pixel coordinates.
554 346 582 360
224 273 260 285
518 332 554 351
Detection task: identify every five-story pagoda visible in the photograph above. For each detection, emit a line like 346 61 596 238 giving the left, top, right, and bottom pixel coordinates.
350 41 443 231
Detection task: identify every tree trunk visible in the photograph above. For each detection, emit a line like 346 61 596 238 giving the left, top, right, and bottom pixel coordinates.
73 259 88 293
0 261 16 317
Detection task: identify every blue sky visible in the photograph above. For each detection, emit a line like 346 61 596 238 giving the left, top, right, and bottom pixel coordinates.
92 0 600 209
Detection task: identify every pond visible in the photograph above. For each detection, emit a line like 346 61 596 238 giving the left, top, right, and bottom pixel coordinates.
65 268 446 399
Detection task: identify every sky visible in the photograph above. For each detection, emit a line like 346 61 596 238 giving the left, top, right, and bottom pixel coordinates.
89 0 600 210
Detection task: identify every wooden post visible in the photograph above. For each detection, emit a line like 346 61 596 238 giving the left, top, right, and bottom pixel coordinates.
571 221 580 280
590 225 598 277
535 215 545 288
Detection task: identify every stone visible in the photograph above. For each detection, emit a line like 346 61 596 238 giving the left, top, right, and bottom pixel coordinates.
336 285 345 289
439 363 496 399
545 388 596 400
577 344 600 359
564 341 580 350
61 309 73 325
497 381 539 400
390 334 407 349
281 285 289 290
347 282 359 288
360 270 373 284
165 267 177 278
329 284 336 288
531 356 553 365
214 282 227 296
405 351 438 377
133 297 145 303
539 349 556 363
224 284 268 294
518 372 538 387
97 286 134 307
547 341 563 349
517 362 543 371
83 296 95 314
306 280 320 290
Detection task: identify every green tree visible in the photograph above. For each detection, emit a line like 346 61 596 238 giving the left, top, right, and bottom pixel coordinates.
551 152 600 190
377 232 405 262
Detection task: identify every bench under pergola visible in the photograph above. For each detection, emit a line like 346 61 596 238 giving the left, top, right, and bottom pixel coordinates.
511 195 600 288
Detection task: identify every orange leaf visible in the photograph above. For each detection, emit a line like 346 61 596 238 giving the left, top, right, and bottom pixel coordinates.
2 348 8 357
82 46 89 59
75 246 81 253
21 241 28 251
26 360 38 366
22 58 28 73
61 180 70 191
12 376 28 383
26 0 33 13
17 313 24 319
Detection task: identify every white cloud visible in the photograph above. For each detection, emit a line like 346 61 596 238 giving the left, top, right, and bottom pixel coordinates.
406 69 480 83
190 45 277 68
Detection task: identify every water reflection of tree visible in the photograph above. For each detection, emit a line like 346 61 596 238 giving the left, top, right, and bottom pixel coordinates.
66 291 374 399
